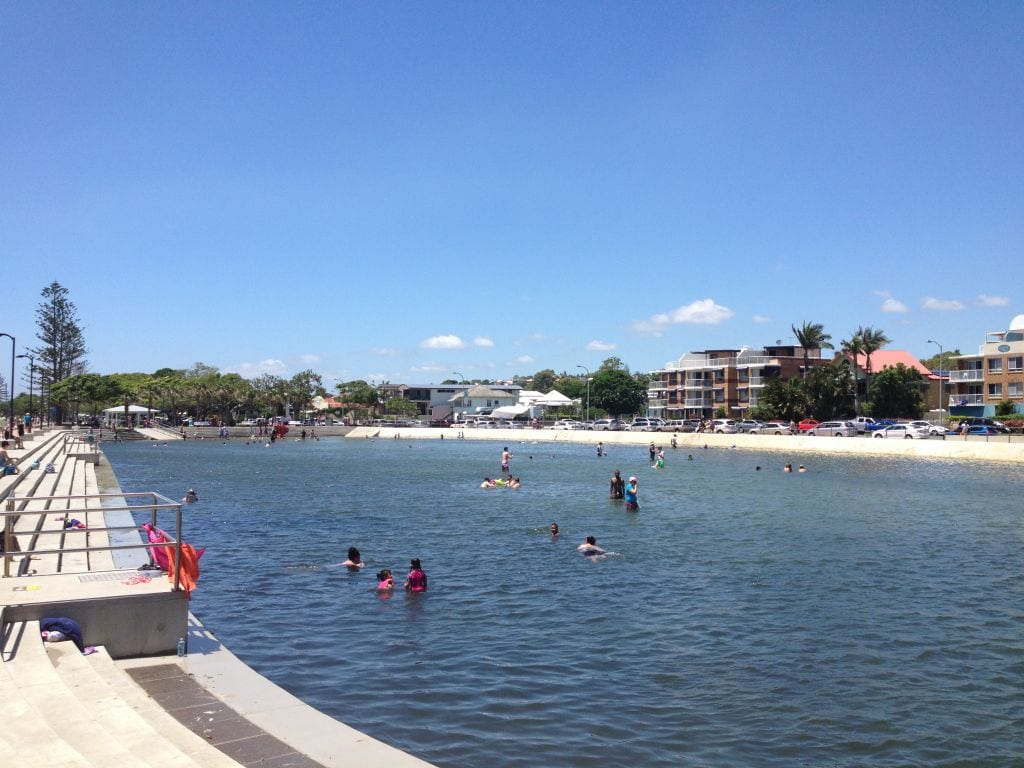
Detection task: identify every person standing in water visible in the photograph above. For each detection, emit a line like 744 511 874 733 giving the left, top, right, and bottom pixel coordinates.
501 446 512 476
405 558 428 592
610 469 625 499
625 476 639 511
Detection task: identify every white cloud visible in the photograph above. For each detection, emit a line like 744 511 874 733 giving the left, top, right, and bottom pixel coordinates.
473 336 494 348
587 340 616 351
370 347 398 357
410 363 447 373
420 334 465 349
752 314 771 324
922 296 965 311
631 298 734 336
515 355 534 364
299 354 322 364
225 359 288 377
977 294 1009 307
874 290 909 313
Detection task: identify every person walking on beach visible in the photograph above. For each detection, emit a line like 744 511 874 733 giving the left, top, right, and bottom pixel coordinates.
405 558 428 592
625 476 639 511
610 469 625 499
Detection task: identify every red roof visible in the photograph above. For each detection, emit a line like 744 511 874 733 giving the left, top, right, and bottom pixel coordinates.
845 350 938 380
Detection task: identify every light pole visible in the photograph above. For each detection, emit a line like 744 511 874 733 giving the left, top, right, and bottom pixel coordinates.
927 340 944 417
16 354 33 429
0 333 13 432
453 371 464 384
577 365 591 422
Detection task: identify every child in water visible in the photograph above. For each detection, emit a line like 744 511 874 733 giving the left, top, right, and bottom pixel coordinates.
405 558 428 592
376 569 394 590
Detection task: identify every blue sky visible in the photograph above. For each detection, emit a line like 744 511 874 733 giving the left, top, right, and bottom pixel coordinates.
2 2 1021 387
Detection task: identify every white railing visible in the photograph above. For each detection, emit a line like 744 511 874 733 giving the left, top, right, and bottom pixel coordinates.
736 356 771 367
949 393 983 405
949 370 984 382
685 398 712 408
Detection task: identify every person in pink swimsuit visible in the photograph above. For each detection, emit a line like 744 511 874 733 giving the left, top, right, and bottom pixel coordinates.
405 558 428 592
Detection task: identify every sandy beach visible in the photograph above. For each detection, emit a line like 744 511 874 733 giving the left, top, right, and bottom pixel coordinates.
349 425 1024 463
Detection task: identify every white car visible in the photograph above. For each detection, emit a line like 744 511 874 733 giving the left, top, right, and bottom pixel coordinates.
873 423 931 439
710 418 739 434
628 417 664 432
750 421 795 435
807 420 858 437
906 420 946 436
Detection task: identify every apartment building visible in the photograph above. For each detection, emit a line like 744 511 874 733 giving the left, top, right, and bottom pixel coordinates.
949 314 1024 416
647 344 819 419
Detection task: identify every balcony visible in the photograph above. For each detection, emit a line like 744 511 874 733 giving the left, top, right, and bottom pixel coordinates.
949 393 983 406
949 370 984 382
685 380 711 390
685 398 712 408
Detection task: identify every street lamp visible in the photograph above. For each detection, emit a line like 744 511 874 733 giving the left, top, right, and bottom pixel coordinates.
927 340 944 416
16 354 33 429
453 371 464 383
0 333 13 431
577 365 591 422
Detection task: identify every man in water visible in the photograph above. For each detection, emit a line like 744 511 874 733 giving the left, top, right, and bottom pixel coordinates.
625 476 639 511
501 446 512 475
577 535 605 556
610 469 625 499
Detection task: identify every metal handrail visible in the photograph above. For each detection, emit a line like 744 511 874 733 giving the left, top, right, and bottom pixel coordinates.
2 491 184 590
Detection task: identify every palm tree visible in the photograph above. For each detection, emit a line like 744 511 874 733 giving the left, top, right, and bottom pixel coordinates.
841 330 865 416
859 326 890 378
791 322 834 379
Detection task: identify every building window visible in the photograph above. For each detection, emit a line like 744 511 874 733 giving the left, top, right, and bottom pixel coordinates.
988 358 1002 373
1009 381 1023 397
988 383 1002 398
1008 356 1023 372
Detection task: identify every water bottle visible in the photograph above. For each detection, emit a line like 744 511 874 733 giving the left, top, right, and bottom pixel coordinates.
177 637 186 657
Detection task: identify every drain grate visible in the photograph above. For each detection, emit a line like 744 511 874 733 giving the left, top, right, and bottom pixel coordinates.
78 571 139 583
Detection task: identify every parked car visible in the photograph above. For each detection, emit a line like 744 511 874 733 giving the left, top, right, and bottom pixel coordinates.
957 417 1010 434
965 425 1004 436
797 419 820 432
807 420 858 437
628 417 664 432
545 419 582 430
660 419 700 432
589 419 625 431
710 418 739 434
749 421 794 435
851 416 877 434
865 419 898 431
736 419 766 433
873 423 931 439
906 420 947 436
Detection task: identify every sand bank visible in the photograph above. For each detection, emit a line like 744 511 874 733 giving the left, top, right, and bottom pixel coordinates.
348 426 1024 463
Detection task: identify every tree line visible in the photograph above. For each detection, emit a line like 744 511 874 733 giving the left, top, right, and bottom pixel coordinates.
15 283 936 425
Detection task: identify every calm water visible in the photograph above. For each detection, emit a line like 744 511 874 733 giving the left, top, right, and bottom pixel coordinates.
104 437 1024 768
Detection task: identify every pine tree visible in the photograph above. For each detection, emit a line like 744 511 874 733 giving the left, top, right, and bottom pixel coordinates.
29 281 88 422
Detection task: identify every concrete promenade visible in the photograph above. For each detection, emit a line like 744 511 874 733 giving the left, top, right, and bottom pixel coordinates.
1 427 438 768
348 424 1024 463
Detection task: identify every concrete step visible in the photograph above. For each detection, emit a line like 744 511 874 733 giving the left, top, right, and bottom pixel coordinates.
0 620 101 766
46 642 205 768
86 649 248 768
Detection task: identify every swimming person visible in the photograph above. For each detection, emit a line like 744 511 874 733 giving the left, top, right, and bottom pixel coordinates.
405 558 428 592
550 522 559 537
784 463 793 473
184 488 199 503
610 469 625 499
577 535 605 556
342 547 364 569
625 476 639 511
376 569 394 590
596 441 605 457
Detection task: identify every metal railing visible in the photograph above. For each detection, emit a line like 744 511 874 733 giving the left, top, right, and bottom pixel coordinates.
948 394 983 405
948 370 984 382
2 491 185 590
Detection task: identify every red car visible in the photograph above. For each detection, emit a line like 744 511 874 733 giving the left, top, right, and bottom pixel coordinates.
797 419 820 432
